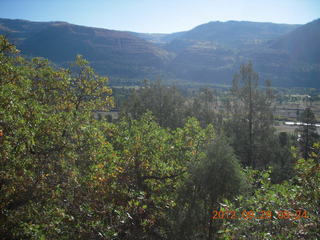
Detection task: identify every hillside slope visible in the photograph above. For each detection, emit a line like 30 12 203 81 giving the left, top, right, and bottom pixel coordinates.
1 18 319 87
0 18 170 81
272 19 320 63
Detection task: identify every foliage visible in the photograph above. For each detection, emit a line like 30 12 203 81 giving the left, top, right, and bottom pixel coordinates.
185 87 222 129
121 80 186 129
167 135 245 240
297 107 320 159
225 62 275 168
219 145 320 239
0 35 118 239
105 113 214 239
0 36 219 239
1 36 319 240
269 132 295 183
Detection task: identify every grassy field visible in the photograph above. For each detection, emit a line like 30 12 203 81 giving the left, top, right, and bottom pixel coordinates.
274 94 320 134
275 93 320 119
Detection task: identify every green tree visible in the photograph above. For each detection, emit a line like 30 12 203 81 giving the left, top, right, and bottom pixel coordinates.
185 87 222 129
269 132 295 183
168 135 244 240
298 107 320 159
225 62 275 168
220 145 320 239
107 113 215 239
0 36 119 239
122 80 186 129
0 36 219 239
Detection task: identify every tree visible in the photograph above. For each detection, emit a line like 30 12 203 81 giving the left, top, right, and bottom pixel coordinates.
0 36 118 239
270 132 295 183
122 80 186 129
108 113 215 239
220 145 320 239
185 87 222 129
298 107 320 159
1 36 219 239
225 62 275 168
168 135 244 240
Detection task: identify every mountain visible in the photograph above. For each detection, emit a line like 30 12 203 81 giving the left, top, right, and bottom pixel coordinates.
166 21 299 49
0 18 171 82
0 18 319 88
250 18 320 88
132 31 187 45
162 21 304 86
164 20 319 87
272 19 320 63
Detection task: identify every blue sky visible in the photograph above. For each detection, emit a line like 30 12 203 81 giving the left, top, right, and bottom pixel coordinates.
1 0 319 33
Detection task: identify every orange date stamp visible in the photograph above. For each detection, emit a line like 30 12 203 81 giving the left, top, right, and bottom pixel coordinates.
212 210 309 220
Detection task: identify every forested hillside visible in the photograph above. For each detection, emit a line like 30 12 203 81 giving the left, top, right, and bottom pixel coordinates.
1 36 319 239
1 18 320 87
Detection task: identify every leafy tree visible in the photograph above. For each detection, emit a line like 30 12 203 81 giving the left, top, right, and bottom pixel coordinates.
185 87 222 129
297 107 319 159
106 113 215 239
1 36 218 239
269 132 295 183
0 35 218 239
0 36 118 239
122 80 186 129
4 34 317 240
219 145 320 239
168 135 244 240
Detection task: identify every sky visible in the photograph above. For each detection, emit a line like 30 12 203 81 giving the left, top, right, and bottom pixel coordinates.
0 0 319 33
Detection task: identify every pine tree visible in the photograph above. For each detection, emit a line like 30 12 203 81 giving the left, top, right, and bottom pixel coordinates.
225 62 275 168
298 107 319 159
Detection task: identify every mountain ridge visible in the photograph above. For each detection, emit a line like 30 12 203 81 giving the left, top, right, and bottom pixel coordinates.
0 18 319 87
